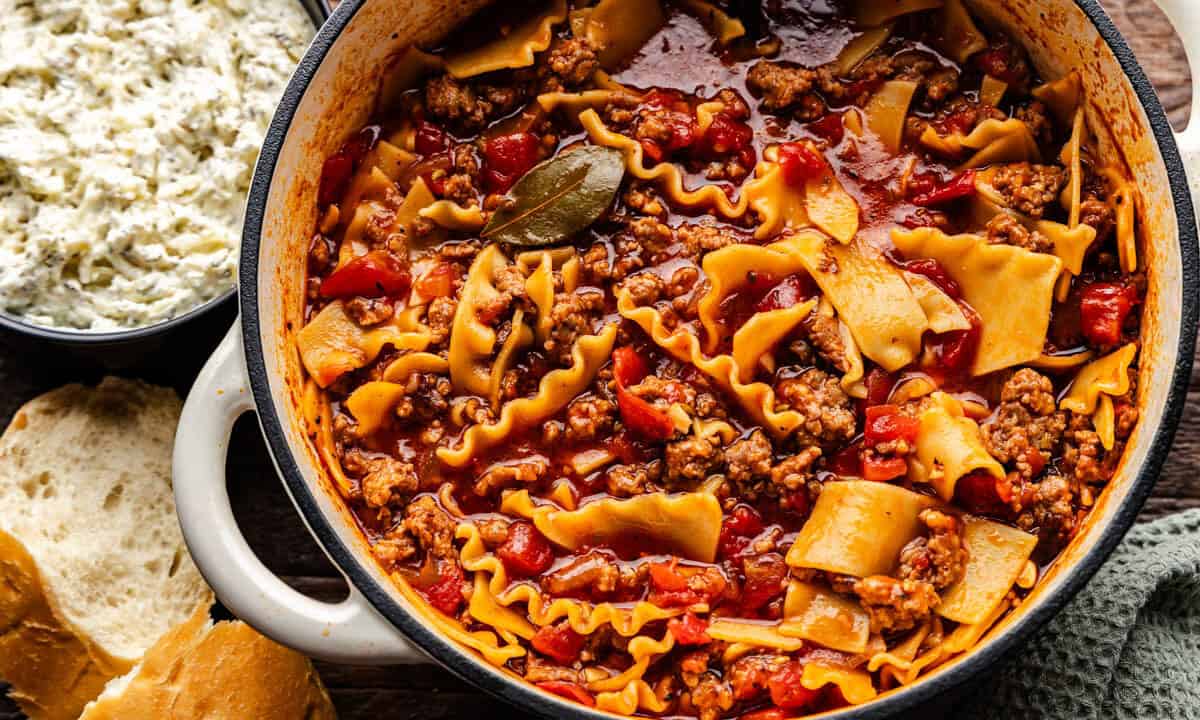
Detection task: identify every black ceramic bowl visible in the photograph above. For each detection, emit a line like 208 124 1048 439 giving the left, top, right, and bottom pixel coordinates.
0 0 329 366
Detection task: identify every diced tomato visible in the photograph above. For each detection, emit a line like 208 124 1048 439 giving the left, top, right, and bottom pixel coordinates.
768 663 823 710
413 262 461 299
725 504 765 537
862 454 908 482
928 303 982 374
717 505 765 560
641 138 665 164
536 681 596 707
807 111 845 146
755 274 815 313
1025 449 1046 479
317 126 381 206
942 106 978 136
910 170 977 207
864 405 920 446
319 251 411 299
777 141 827 187
899 257 962 300
420 560 465 615
864 368 896 407
955 470 1008 515
616 388 676 441
668 612 712 645
1079 282 1137 346
649 560 690 592
828 443 862 476
414 121 450 156
497 521 555 577
647 560 721 608
701 114 753 157
973 46 1024 86
844 76 884 98
531 622 587 664
482 132 540 193
318 154 355 207
741 709 789 720
612 346 650 387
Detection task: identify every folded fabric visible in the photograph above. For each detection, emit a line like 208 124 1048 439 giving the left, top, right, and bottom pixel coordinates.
960 509 1200 719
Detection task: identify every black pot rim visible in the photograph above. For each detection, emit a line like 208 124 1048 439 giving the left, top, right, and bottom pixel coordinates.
238 1 1200 718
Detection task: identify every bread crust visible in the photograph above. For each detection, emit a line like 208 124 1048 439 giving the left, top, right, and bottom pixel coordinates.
0 529 131 720
79 606 338 720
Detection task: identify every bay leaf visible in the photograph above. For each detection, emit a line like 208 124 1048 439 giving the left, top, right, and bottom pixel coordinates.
483 145 625 246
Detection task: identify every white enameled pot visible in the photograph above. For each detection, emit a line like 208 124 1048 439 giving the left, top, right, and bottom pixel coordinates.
173 1 1200 717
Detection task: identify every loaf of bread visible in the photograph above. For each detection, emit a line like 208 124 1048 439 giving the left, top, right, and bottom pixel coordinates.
0 378 212 719
78 606 337 720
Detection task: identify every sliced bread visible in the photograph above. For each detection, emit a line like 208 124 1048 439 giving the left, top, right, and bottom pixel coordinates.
78 606 338 720
0 377 212 719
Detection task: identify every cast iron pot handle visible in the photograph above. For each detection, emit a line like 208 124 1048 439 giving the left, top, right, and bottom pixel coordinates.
174 324 429 664
1151 0 1200 205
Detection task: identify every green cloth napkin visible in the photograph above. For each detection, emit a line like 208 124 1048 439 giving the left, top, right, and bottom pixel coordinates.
960 509 1200 719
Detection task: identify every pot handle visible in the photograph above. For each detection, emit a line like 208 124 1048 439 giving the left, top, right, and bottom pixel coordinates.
174 324 428 665
1151 0 1200 203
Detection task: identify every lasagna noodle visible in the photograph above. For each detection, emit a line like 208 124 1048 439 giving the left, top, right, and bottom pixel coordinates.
537 89 640 115
584 0 666 69
1032 71 1083 126
786 480 936 577
891 227 1062 376
908 392 1005 501
678 0 746 44
936 0 987 62
1061 343 1137 447
458 521 683 637
835 24 893 75
904 271 971 333
789 233 928 372
419 200 485 231
870 596 1012 686
449 244 510 395
731 300 817 381
937 517 1038 625
863 80 918 153
707 620 805 651
1103 167 1139 274
530 492 723 563
617 286 812 438
780 581 871 654
297 300 431 388
443 0 567 78
438 324 617 466
918 119 1039 167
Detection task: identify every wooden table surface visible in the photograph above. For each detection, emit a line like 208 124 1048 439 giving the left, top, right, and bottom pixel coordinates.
1 1 1195 717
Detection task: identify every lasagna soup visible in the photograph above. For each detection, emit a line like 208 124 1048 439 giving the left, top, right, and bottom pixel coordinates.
298 0 1142 716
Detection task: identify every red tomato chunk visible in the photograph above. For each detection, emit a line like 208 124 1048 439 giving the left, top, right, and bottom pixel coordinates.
414 121 450 156
864 405 919 446
927 304 982 374
482 132 540 193
420 560 465 615
497 521 554 577
531 622 587 664
807 111 845 146
1079 282 1137 346
536 680 596 707
741 709 789 720
319 251 411 299
777 141 827 187
767 662 823 710
862 454 908 482
317 126 381 206
755 274 815 313
909 170 976 207
617 388 676 441
954 470 1008 516
413 262 461 299
718 505 765 559
668 612 712 645
612 345 651 387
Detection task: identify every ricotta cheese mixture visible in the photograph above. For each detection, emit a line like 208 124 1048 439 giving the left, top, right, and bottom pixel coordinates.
0 0 314 330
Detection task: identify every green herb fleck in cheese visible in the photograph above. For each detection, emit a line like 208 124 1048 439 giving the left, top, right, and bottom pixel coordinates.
0 0 314 330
